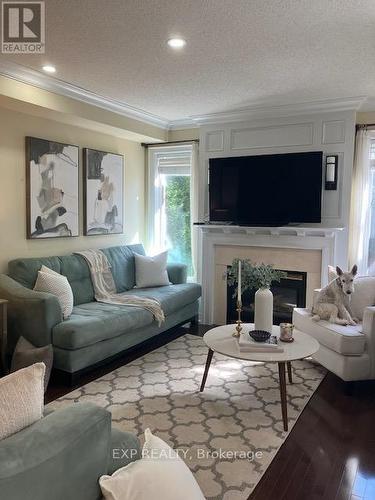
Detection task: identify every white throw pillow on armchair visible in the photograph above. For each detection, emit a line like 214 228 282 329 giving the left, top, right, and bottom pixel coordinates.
134 251 170 288
100 428 205 500
351 277 375 320
0 363 45 440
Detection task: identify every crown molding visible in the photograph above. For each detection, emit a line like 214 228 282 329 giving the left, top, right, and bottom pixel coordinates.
0 61 368 131
167 118 198 130
188 96 367 126
0 61 170 129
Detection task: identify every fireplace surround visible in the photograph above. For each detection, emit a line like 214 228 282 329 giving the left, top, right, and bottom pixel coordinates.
197 224 343 324
226 269 307 325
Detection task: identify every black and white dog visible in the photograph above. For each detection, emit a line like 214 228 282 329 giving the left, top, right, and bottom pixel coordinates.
312 265 358 326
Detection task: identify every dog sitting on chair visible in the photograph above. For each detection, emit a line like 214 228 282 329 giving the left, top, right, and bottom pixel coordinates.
312 265 359 326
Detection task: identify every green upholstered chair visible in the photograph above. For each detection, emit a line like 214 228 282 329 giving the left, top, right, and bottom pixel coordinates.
0 402 141 500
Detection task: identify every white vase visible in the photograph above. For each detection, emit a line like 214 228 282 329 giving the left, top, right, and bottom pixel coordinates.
254 287 273 333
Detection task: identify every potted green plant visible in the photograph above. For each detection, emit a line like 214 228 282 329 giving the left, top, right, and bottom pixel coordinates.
227 259 286 332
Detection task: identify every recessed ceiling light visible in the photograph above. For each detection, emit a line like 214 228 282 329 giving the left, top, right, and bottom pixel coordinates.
167 38 186 49
42 65 56 74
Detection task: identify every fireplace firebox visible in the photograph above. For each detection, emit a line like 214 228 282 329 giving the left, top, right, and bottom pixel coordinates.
226 268 307 325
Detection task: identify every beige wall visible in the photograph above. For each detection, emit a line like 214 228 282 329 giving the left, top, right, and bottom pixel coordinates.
0 106 146 272
356 111 375 124
168 128 199 141
0 75 167 143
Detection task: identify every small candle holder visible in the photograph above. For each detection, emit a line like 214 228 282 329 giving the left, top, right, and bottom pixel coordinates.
232 300 243 338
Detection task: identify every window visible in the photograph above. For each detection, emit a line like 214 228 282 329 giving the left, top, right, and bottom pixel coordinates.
147 146 193 277
368 140 375 274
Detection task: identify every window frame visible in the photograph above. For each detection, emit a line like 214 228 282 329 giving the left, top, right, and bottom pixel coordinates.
367 138 375 274
147 145 193 258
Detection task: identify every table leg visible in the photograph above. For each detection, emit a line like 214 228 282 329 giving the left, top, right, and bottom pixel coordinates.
278 362 288 431
200 348 213 392
0 301 8 376
287 361 293 384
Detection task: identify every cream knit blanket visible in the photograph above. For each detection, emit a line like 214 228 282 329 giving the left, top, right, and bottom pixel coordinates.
75 249 165 326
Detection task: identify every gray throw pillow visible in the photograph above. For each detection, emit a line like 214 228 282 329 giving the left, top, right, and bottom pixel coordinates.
11 337 53 392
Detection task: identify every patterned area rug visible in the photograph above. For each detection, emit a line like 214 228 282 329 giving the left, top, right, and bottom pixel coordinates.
49 334 325 499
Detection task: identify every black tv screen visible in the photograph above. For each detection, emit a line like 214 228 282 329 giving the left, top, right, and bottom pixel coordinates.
209 151 323 226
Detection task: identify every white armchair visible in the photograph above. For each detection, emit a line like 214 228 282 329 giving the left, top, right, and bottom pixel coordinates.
293 276 375 381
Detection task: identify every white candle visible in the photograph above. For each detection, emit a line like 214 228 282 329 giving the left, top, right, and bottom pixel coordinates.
238 260 242 305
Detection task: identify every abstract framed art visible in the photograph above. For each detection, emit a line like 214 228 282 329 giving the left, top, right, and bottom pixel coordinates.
26 137 79 239
83 148 124 235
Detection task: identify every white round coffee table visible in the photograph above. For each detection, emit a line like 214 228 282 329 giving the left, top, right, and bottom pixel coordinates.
200 323 319 431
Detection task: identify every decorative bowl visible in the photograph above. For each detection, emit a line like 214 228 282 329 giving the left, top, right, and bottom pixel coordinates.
249 330 271 343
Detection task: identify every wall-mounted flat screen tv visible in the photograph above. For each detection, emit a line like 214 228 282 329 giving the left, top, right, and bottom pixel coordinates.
209 151 323 226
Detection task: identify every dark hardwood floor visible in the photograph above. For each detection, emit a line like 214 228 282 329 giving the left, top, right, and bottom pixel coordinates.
251 371 375 500
46 324 375 500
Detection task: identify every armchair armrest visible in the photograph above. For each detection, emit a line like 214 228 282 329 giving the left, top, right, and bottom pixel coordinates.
0 274 62 351
109 427 141 474
362 306 375 377
0 403 112 500
167 263 187 284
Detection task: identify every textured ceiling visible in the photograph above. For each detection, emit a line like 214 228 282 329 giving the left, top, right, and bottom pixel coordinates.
2 0 375 121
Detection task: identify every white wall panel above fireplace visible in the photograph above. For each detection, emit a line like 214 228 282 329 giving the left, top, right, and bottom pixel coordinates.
322 120 346 144
230 122 314 150
206 130 224 152
199 111 356 239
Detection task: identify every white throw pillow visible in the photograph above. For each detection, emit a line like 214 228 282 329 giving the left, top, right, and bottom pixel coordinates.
99 428 205 500
328 265 337 283
34 265 74 319
351 276 375 320
0 363 45 440
134 251 170 288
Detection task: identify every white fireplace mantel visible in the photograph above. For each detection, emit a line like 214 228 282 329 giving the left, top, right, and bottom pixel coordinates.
196 225 344 324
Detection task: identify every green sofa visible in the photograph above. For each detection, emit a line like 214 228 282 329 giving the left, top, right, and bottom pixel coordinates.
0 244 201 380
0 402 141 500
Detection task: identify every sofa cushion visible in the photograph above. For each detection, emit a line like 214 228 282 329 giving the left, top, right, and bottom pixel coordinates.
351 276 375 320
8 245 146 305
59 255 95 306
8 257 61 289
121 283 201 316
102 244 145 293
8 255 94 306
52 283 201 350
0 403 111 500
52 302 154 350
293 308 366 355
109 428 141 475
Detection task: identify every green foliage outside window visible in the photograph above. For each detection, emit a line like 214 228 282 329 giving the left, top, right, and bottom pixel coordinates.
165 176 193 276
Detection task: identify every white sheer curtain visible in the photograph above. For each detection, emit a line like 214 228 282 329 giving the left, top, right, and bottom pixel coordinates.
190 142 199 280
349 128 372 275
